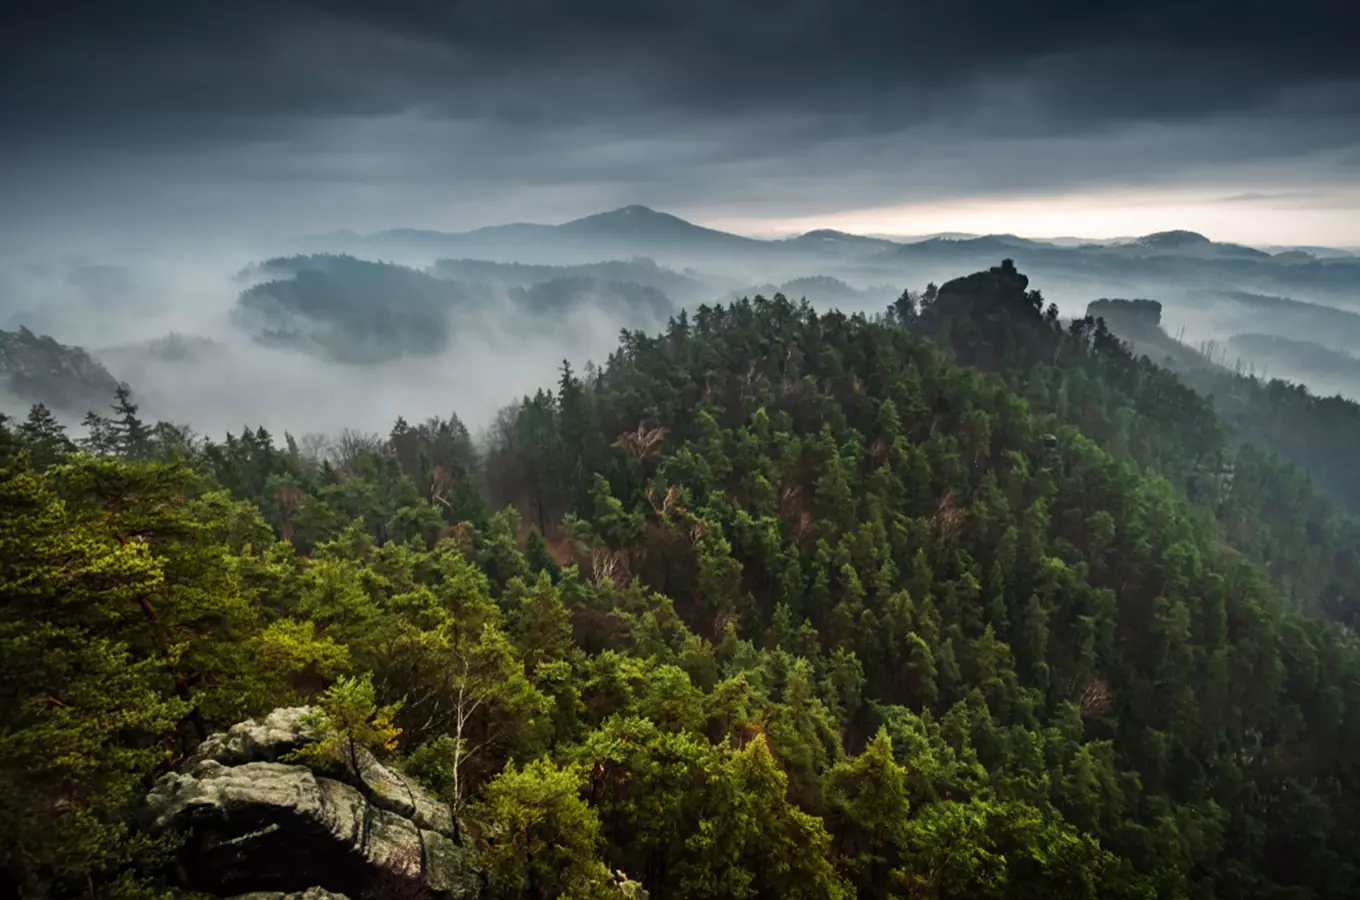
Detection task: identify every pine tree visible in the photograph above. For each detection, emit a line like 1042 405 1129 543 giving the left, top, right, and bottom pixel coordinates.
79 410 118 455
475 757 614 900
0 456 191 895
18 403 74 467
826 728 910 897
289 673 402 776
109 386 152 459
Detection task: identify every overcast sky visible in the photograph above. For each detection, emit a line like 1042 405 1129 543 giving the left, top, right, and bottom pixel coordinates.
4 0 1359 249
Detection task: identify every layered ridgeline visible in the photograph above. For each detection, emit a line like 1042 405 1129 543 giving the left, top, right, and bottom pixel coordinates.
232 254 895 368
5 262 1360 899
1224 334 1360 387
1087 295 1360 589
300 205 1360 309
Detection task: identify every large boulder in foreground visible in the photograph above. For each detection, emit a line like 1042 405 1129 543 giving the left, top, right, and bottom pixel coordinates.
230 892 350 900
147 708 480 899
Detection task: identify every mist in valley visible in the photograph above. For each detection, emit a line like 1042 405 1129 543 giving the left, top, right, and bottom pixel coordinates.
7 207 1360 451
0 248 670 441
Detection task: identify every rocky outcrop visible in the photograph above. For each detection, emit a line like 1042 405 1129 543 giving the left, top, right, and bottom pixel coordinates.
230 891 350 900
184 707 317 766
147 708 480 899
1085 298 1164 338
0 326 120 411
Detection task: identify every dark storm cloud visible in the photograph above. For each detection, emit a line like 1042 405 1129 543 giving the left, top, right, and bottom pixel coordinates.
2 0 1358 241
7 0 1359 130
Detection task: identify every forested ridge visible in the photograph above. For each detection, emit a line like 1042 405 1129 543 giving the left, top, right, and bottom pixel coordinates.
233 254 678 365
5 261 1360 899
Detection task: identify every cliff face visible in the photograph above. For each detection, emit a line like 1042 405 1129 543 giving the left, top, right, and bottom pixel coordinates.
0 326 121 411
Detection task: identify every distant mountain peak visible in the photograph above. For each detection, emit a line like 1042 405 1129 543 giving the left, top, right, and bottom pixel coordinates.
1138 230 1213 248
562 205 693 231
575 204 662 220
788 228 902 250
557 205 761 249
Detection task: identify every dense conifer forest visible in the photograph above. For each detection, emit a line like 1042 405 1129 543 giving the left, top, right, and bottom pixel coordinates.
6 261 1360 899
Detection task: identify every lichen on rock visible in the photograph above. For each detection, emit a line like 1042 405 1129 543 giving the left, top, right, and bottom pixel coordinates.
147 708 481 899
229 891 351 900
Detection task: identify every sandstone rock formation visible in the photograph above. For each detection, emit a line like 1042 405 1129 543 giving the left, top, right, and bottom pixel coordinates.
0 326 121 411
230 891 350 900
147 708 480 899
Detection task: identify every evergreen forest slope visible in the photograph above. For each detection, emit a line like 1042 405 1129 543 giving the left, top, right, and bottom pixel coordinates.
234 254 677 364
4 262 1360 900
1087 296 1360 559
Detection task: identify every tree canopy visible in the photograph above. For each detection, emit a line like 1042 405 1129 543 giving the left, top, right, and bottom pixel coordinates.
5 261 1360 900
